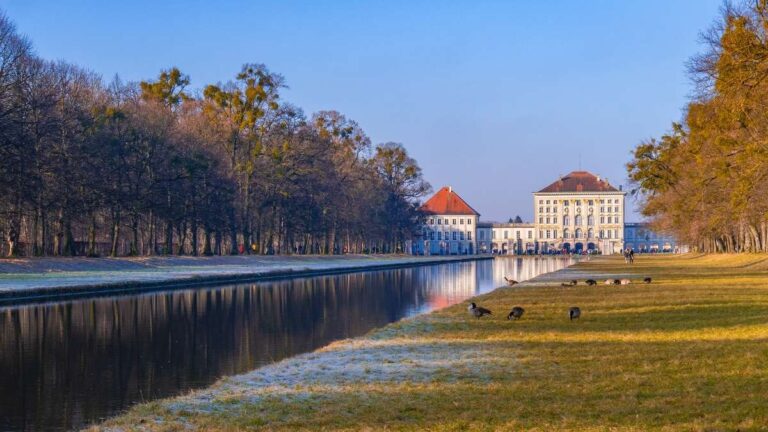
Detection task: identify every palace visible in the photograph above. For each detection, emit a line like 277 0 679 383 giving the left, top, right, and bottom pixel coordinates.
415 170 671 255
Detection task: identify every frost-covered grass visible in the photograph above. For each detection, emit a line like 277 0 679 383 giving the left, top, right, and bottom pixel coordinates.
0 254 467 291
93 254 768 431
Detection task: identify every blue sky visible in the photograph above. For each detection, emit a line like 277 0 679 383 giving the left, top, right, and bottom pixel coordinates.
2 0 722 221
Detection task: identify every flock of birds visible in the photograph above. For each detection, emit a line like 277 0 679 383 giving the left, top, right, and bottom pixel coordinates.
468 276 653 321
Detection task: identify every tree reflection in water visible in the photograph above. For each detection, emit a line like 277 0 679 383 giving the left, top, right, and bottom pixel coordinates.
0 256 571 431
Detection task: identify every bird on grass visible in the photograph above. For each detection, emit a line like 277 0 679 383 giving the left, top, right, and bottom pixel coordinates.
468 302 492 319
569 307 581 321
507 306 525 320
504 276 519 286
604 279 614 285
613 279 622 285
620 279 631 285
644 277 652 284
585 279 597 286
561 282 573 287
570 279 578 285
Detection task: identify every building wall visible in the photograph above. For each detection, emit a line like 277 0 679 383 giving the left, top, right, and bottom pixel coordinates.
477 224 535 254
624 223 688 253
532 191 625 254
417 214 478 255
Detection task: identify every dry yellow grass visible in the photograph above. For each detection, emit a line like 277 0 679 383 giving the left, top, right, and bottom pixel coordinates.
94 254 768 431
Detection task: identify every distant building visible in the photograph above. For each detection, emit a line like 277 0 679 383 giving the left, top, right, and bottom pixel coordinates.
415 171 629 255
533 171 625 254
416 186 479 255
624 223 688 253
476 222 535 255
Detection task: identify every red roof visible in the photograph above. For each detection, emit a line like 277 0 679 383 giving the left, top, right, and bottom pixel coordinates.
420 186 479 216
537 171 619 193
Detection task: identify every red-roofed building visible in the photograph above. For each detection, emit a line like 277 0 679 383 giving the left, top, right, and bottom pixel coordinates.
417 186 479 255
533 171 626 254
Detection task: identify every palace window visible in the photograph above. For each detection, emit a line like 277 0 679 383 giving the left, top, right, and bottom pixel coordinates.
587 215 594 226
600 216 605 224
504 230 509 239
614 229 619 238
453 219 457 225
546 200 550 204
437 232 442 240
614 216 619 223
599 230 604 239
563 228 570 239
539 217 543 223
607 230 612 239
546 230 551 239
575 215 582 226
564 200 569 206
588 228 594 239
588 200 594 206
539 207 543 213
453 232 458 240
437 219 442 225
539 200 543 204
553 200 558 204
614 206 619 212
492 231 496 239
516 231 521 239
539 230 543 238
546 207 550 213
431 232 435 240
575 228 582 238
460 219 464 225
444 219 448 224
467 232 472 240
563 215 569 226
468 219 472 225
553 207 558 213
460 232 464 240
429 218 434 225
546 217 550 224
554 230 558 238
576 200 581 206
553 216 558 224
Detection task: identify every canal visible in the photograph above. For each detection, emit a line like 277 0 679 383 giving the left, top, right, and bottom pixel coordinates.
0 256 572 431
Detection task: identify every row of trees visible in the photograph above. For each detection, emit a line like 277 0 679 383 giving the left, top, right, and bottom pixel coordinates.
627 1 768 252
0 13 430 257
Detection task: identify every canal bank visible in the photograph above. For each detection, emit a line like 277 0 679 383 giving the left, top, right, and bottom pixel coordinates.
94 254 768 431
0 254 492 303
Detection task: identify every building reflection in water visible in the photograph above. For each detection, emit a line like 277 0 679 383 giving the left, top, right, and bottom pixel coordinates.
0 257 572 431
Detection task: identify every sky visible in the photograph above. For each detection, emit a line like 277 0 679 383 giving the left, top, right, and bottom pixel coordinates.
1 0 723 222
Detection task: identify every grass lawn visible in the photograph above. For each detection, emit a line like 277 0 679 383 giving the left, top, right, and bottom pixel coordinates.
94 254 768 431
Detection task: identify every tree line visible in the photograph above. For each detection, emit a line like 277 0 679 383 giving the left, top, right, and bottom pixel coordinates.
0 13 430 257
627 1 768 253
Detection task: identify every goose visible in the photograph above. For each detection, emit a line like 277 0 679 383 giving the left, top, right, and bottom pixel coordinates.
507 306 525 320
585 279 597 286
504 276 519 286
570 279 578 285
620 279 631 285
613 279 621 285
604 279 614 285
561 282 573 287
643 277 652 284
468 302 492 319
569 307 581 321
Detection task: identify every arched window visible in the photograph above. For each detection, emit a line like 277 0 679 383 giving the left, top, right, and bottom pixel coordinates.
563 228 570 239
575 215 582 226
607 230 613 239
575 228 582 238
599 229 604 239
587 228 594 239
563 215 570 226
587 215 594 226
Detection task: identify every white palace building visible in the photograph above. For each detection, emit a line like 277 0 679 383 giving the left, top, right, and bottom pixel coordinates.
415 171 636 255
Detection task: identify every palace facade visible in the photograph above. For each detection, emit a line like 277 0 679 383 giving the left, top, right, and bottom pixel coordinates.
416 171 636 255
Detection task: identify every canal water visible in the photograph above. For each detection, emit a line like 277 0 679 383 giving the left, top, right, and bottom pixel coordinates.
0 256 572 431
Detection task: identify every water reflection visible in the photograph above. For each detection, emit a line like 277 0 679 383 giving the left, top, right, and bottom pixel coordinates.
0 256 571 431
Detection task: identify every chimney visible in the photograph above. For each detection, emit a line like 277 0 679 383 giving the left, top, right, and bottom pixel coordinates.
448 186 452 193
597 175 601 182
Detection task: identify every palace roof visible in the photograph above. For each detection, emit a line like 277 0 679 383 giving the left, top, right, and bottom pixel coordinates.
537 171 619 193
421 186 480 216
